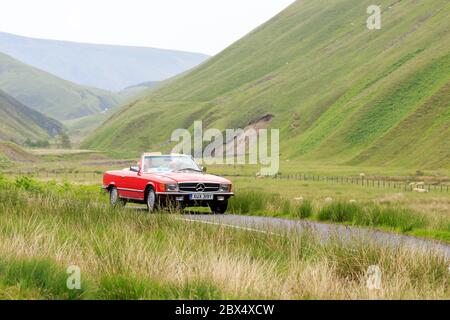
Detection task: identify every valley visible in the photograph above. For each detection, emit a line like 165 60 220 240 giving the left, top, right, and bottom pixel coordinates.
0 148 448 299
82 0 450 170
0 0 448 301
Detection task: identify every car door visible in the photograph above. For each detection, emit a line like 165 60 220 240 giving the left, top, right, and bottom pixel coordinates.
118 170 146 200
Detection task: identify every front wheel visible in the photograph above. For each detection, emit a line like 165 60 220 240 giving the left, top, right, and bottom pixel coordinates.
146 187 158 213
210 200 228 214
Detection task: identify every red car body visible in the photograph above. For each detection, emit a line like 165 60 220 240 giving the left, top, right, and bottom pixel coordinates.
103 153 234 213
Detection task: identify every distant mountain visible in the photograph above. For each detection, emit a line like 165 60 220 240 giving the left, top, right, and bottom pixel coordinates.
0 52 118 120
0 89 64 143
84 0 450 169
123 81 159 91
0 32 210 91
117 81 160 103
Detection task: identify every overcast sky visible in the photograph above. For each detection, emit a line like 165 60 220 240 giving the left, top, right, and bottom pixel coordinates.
0 0 295 55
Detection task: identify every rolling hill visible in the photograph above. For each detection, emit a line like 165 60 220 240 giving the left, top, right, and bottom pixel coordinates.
117 81 160 104
63 81 160 143
0 32 209 91
0 52 118 120
0 90 64 143
83 0 450 169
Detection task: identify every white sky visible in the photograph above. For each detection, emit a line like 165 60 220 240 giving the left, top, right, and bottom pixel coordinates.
0 0 295 55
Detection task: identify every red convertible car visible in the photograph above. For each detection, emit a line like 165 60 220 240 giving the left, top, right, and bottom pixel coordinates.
103 153 234 213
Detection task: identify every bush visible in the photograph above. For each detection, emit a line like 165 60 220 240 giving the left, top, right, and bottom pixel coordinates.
23 138 50 148
14 176 44 193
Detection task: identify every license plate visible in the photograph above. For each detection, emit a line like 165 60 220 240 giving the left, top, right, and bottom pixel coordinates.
189 193 214 200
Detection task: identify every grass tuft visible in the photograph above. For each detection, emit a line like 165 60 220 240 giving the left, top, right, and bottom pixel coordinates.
0 257 87 299
296 200 313 219
317 201 362 223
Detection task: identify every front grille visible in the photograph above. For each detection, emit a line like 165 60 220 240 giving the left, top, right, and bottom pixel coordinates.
179 182 220 192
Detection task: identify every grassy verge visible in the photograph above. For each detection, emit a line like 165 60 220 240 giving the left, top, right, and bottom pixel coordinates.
0 177 448 299
3 173 450 242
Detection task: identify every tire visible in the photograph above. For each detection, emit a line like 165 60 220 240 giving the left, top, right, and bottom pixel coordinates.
211 200 228 214
146 187 158 213
109 186 125 207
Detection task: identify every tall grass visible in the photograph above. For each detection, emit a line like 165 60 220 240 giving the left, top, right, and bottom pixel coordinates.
317 201 361 222
0 178 448 299
296 200 313 219
228 190 313 219
357 206 427 232
0 257 86 299
97 276 223 300
317 202 428 232
229 189 448 239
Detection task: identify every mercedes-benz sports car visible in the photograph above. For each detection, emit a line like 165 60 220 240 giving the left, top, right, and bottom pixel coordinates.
103 153 234 213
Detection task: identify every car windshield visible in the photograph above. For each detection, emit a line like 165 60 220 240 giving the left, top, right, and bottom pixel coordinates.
143 155 202 173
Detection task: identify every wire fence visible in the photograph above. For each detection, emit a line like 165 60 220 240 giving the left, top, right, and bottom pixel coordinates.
271 173 450 193
3 169 104 182
2 169 449 193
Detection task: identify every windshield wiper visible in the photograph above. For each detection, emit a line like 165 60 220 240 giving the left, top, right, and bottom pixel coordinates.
174 168 203 172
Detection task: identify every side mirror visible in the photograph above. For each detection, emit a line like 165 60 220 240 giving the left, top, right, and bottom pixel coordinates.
130 166 139 173
202 166 207 172
138 160 142 175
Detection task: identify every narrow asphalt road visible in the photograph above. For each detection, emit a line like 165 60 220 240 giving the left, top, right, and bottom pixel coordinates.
179 214 450 259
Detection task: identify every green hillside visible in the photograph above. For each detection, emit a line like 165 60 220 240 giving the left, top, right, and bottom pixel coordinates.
83 0 450 169
0 90 64 143
117 81 159 104
0 52 119 120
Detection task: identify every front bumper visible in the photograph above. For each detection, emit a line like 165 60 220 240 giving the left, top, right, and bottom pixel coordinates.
156 192 234 205
156 192 234 196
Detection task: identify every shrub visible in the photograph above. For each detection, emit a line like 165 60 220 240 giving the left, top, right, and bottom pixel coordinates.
14 176 43 193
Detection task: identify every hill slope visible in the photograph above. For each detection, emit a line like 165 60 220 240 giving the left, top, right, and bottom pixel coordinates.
83 0 450 169
0 90 64 143
0 32 209 91
0 52 118 120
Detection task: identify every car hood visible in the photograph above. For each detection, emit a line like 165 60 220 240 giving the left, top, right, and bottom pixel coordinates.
149 172 231 184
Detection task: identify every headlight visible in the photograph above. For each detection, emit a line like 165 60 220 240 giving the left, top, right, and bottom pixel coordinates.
159 183 178 192
166 184 179 192
219 184 231 192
